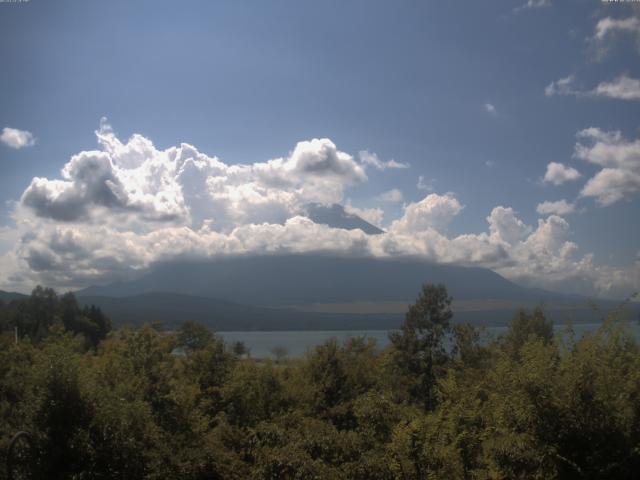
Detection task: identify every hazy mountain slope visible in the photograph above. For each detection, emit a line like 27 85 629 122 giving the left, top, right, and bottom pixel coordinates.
77 205 539 306
77 291 621 331
78 254 538 305
0 290 28 303
77 292 402 331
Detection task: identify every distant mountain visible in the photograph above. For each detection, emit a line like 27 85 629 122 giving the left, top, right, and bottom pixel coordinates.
77 292 402 331
77 254 597 309
304 203 384 235
0 290 28 303
72 196 636 330
6 258 631 332
77 290 622 332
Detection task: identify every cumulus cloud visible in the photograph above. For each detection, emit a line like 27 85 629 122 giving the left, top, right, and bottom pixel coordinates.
536 199 576 216
581 169 640 206
575 127 640 205
19 120 366 231
543 162 581 185
487 206 531 246
1 127 35 149
389 193 463 233
358 150 409 170
0 225 18 254
376 188 403 203
344 200 384 228
0 122 638 299
545 74 640 101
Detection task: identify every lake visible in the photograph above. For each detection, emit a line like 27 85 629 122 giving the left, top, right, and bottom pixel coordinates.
219 322 640 359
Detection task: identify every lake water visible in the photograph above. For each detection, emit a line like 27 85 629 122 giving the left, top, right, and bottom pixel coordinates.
219 322 640 359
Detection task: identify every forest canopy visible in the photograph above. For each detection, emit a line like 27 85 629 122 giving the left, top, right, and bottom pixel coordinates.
1 285 639 479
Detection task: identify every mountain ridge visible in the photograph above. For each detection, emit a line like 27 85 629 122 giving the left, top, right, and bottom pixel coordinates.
77 254 534 304
303 203 384 235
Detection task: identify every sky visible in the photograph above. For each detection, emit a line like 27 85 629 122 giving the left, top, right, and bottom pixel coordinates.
0 0 639 298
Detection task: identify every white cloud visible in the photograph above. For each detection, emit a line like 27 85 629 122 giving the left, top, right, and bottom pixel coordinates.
487 206 531 246
591 16 640 58
344 200 384 228
543 162 581 185
514 0 551 13
359 150 409 170
389 193 462 233
545 74 640 101
594 16 640 41
581 169 640 206
1 127 35 149
524 0 551 8
0 225 18 255
545 75 578 97
376 188 403 203
575 128 640 205
593 75 640 101
484 103 497 114
536 199 576 216
417 175 434 191
0 123 638 298
19 120 367 231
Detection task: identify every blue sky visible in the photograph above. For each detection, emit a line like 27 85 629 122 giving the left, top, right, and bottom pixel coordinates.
1 0 639 296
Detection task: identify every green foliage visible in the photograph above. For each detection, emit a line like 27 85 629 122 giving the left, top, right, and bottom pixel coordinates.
501 305 554 357
1 284 639 479
388 283 452 410
232 340 249 357
0 286 111 348
222 362 287 427
270 345 288 363
178 320 215 351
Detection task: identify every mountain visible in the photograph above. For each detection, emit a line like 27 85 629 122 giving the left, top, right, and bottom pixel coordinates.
74 200 576 307
0 290 28 303
67 206 636 330
76 287 624 332
78 255 536 304
77 292 402 331
304 203 384 234
75 251 637 330
76 254 617 313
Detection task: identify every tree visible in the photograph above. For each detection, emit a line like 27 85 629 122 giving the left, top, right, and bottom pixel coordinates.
9 286 58 340
232 340 249 357
60 292 111 347
177 320 214 351
307 338 349 416
451 322 487 369
271 345 288 363
222 362 285 427
389 283 452 410
83 304 112 343
501 306 553 358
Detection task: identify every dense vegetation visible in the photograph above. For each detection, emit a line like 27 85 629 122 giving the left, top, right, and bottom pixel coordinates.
1 285 639 479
